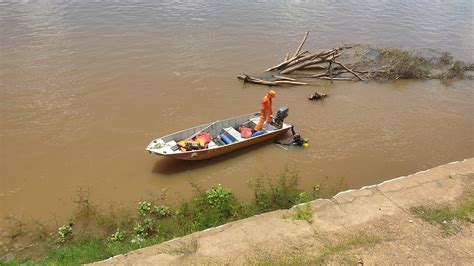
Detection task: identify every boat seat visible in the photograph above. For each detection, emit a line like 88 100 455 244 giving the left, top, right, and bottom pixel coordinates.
249 117 277 131
166 140 177 146
249 117 260 125
263 123 276 131
159 140 178 153
223 127 243 142
208 140 218 148
213 137 226 146
247 121 257 129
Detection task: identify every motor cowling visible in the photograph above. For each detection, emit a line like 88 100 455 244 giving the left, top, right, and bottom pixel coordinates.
272 106 289 128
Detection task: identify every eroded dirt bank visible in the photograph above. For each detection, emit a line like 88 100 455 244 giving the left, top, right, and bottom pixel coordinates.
93 158 474 265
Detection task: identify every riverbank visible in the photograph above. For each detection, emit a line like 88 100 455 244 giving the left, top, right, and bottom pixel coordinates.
93 158 474 264
1 169 326 264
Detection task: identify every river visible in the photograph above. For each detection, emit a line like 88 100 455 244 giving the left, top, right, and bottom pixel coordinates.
1 0 473 226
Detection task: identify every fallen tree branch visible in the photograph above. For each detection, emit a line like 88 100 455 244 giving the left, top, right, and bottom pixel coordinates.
329 53 335 83
266 52 309 72
281 55 333 74
273 75 296 81
303 65 327 70
308 72 330 78
318 77 357 81
284 49 338 70
237 74 307 86
291 31 309 59
332 61 365 81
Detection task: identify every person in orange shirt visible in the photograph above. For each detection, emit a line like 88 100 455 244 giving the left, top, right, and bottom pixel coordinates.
255 90 276 131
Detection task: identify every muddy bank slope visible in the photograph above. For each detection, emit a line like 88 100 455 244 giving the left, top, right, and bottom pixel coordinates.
93 158 474 265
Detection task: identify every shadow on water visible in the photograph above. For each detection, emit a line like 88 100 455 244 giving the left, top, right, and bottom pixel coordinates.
151 137 286 175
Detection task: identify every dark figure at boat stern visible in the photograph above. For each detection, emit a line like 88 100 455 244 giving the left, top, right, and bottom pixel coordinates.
275 134 308 147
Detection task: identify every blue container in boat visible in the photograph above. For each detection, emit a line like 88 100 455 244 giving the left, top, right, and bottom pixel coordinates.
221 134 234 144
251 130 264 137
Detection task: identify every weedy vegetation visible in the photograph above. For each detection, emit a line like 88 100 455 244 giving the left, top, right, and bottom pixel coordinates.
1 169 323 265
410 193 474 235
285 203 313 222
254 234 381 265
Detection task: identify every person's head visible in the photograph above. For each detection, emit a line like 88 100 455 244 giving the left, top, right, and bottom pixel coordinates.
268 90 276 98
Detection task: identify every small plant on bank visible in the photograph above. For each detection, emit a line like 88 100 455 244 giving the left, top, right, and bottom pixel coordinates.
153 205 171 218
177 184 238 231
203 184 235 216
284 203 313 222
57 220 74 243
134 201 159 239
294 203 313 222
297 192 311 204
134 201 170 240
108 228 126 243
311 185 321 199
75 186 94 218
252 169 308 212
138 201 152 217
133 222 147 239
133 217 158 240
143 217 155 231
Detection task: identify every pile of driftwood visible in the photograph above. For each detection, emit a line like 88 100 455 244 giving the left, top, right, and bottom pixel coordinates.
238 31 471 86
238 31 367 86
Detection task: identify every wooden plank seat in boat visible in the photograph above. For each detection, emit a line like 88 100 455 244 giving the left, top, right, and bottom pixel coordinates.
208 140 219 148
161 140 178 153
223 127 243 142
249 117 277 131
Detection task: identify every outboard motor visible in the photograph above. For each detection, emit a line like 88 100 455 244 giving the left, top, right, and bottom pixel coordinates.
272 106 289 129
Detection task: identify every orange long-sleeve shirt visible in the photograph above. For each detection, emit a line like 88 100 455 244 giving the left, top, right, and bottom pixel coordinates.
261 94 272 114
255 92 275 131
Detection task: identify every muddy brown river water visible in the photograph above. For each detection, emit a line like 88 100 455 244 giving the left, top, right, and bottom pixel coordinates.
1 1 473 226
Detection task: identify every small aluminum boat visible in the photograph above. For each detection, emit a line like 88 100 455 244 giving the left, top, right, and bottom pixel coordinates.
146 108 292 160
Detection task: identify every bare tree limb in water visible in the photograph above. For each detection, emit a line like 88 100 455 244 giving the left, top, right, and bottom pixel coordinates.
237 74 307 86
332 61 364 81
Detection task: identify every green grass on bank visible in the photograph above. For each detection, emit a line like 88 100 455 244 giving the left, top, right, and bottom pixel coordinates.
284 203 313 222
1 169 323 265
410 193 474 235
310 234 380 265
254 234 381 265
